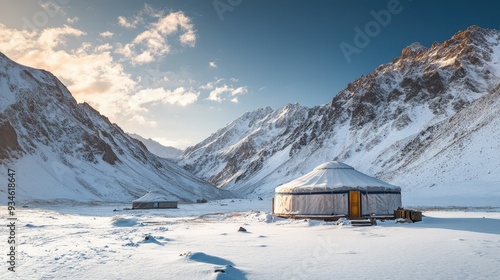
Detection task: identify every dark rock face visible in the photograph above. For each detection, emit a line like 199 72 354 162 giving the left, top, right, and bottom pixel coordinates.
0 120 23 160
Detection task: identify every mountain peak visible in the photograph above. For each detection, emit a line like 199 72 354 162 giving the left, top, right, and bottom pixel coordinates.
401 42 428 59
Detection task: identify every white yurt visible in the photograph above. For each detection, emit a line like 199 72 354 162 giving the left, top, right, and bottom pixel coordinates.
132 191 178 209
273 161 401 218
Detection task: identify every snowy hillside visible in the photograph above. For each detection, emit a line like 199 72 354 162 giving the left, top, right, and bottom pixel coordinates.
0 52 229 203
129 133 183 159
180 26 500 206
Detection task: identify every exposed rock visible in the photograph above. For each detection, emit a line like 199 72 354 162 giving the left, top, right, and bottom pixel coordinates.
0 120 23 159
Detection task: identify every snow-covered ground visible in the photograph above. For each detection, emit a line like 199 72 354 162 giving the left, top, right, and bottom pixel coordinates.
1 199 500 279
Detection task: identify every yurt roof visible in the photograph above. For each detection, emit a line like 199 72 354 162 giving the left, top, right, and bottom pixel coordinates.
132 191 177 203
275 161 400 193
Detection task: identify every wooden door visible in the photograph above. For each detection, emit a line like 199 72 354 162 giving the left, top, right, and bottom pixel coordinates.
349 191 361 218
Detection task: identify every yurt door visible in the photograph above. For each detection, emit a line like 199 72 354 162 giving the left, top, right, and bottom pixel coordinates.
349 191 361 218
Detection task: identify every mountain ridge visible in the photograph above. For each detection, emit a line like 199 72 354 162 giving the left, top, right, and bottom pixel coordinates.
0 52 229 203
179 25 500 205
128 133 183 159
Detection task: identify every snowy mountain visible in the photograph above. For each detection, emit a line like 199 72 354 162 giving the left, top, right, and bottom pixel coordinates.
128 133 182 159
180 26 500 205
0 52 229 203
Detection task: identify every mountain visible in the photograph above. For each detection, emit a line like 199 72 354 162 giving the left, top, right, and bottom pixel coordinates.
128 133 183 159
0 52 229 203
179 25 500 206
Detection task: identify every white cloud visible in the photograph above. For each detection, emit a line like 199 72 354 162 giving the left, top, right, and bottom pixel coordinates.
130 115 158 127
199 81 215 90
94 43 113 52
131 87 199 109
134 50 155 64
207 84 248 103
37 25 86 49
118 15 141 29
118 11 196 64
67 17 79 24
117 3 163 29
209 61 217 68
142 3 163 18
40 1 66 17
99 31 114 38
200 78 248 103
231 86 247 96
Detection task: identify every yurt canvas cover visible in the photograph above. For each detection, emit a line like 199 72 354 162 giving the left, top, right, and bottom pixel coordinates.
273 161 401 217
132 191 178 209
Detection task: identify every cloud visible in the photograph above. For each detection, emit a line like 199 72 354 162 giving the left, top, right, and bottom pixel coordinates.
38 25 86 48
130 115 158 127
207 84 248 103
199 81 215 90
118 15 142 29
99 31 114 38
209 61 217 68
40 1 67 17
131 87 199 109
200 78 248 103
94 43 113 52
118 11 196 64
117 3 163 29
67 17 79 24
0 23 133 120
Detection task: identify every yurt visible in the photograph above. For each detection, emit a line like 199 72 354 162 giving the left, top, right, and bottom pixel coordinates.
132 191 178 209
273 161 401 218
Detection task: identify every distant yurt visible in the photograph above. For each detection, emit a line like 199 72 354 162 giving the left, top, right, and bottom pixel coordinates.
273 161 401 218
132 191 178 209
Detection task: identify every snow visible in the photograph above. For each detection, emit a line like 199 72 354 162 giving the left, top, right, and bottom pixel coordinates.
1 199 499 279
133 191 177 203
275 161 398 192
128 133 182 159
406 42 428 53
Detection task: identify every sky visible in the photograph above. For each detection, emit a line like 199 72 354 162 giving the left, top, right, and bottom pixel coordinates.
0 0 499 149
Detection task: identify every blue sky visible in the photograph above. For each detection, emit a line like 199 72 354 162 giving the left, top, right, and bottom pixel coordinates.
1 0 499 148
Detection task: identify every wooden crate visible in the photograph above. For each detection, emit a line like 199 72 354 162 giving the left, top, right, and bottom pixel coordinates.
394 209 422 222
410 210 422 222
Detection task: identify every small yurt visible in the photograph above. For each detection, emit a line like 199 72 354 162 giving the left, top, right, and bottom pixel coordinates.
273 161 401 218
132 191 178 209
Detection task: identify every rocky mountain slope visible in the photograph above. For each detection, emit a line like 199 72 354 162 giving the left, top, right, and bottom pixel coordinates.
129 133 183 159
179 26 500 205
0 53 228 203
